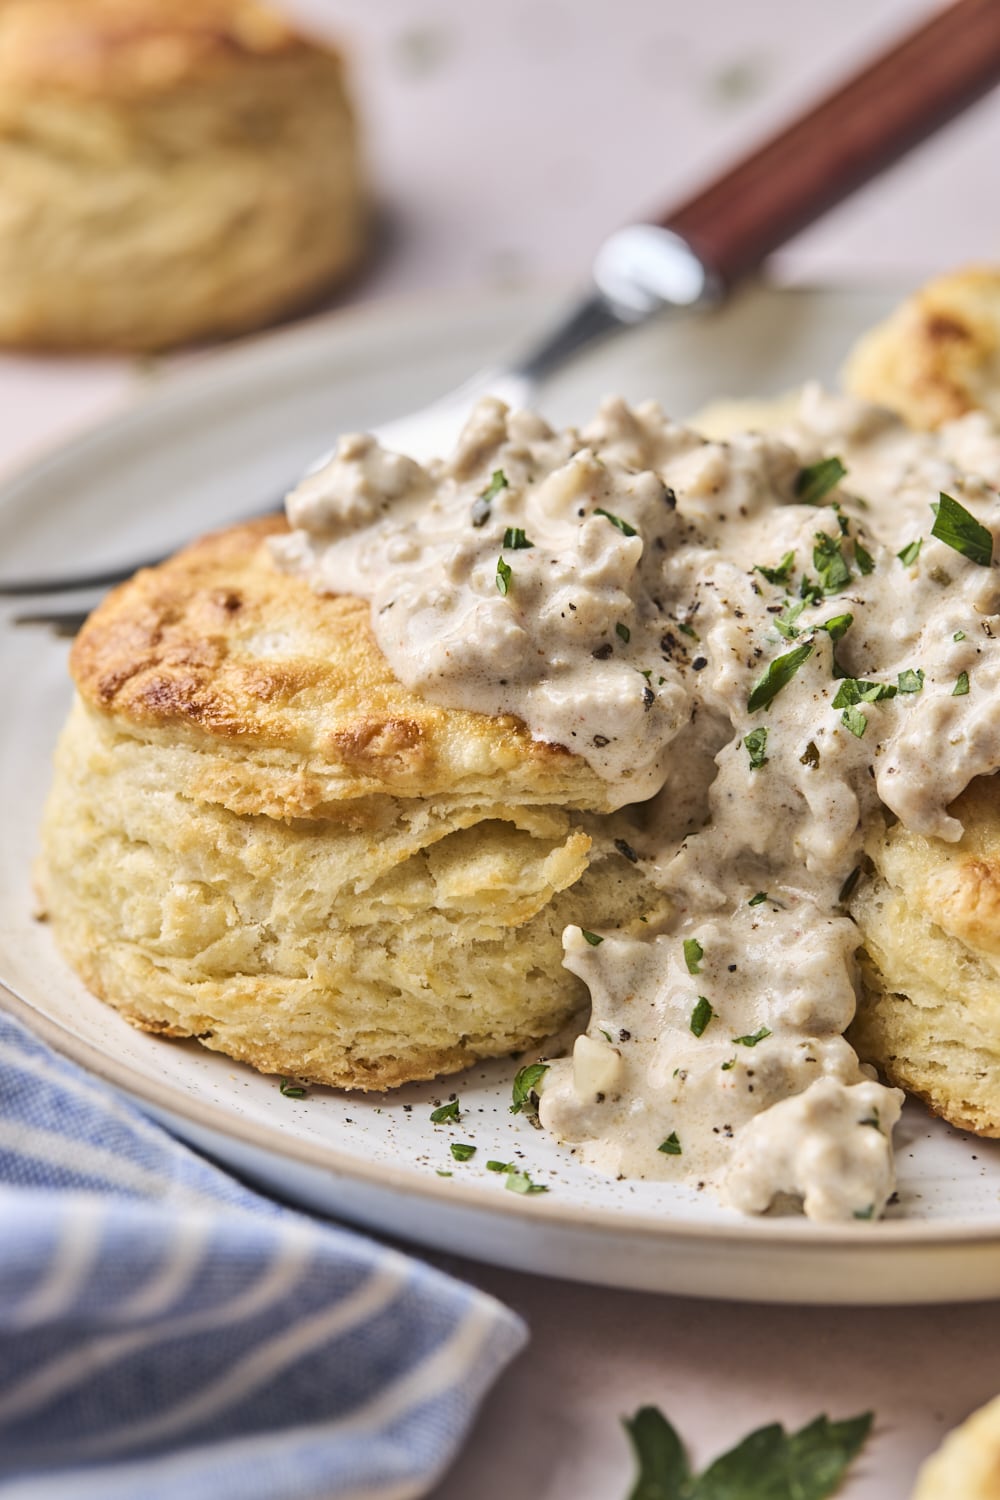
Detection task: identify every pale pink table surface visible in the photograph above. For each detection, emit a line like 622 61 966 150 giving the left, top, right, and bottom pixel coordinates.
5 2 1000 1494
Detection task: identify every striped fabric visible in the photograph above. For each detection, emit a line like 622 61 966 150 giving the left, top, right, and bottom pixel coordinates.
0 1010 525 1499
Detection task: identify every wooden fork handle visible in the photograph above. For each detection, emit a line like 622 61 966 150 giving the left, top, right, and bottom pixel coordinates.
660 0 1000 289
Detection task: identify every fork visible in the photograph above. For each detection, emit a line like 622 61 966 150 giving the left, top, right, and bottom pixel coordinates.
7 0 1000 623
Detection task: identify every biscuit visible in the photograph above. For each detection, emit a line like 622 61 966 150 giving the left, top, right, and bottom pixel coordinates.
849 775 1000 1137
843 266 1000 429
39 521 664 1089
0 0 366 351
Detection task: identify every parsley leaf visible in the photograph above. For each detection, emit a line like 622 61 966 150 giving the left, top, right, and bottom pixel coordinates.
897 538 923 567
841 705 867 738
279 1077 307 1099
683 938 704 974
595 506 638 537
495 555 512 595
747 641 814 713
748 891 768 907
658 1132 682 1155
820 613 853 643
953 670 970 696
510 1062 549 1115
813 533 851 593
581 929 604 946
954 629 966 642
450 1142 476 1162
897 668 924 693
743 727 769 770
430 1099 460 1124
505 1170 548 1195
795 456 847 506
690 997 714 1037
932 491 994 566
755 551 795 586
832 677 897 708
502 527 534 550
733 1027 771 1047
623 1406 873 1500
471 469 508 526
616 621 631 644
854 539 875 574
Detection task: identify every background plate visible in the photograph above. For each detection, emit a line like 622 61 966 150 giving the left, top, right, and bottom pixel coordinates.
4 283 1000 1305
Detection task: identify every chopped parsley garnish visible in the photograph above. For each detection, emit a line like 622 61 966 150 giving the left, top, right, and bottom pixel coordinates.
747 641 814 713
450 1142 476 1161
953 670 970 696
795 455 847 506
510 1062 549 1115
896 537 923 567
471 469 508 526
436 1170 452 1177
755 550 795 586
813 533 851 593
774 599 807 640
854 1204 875 1221
505 1170 548 1195
495 555 512 595
502 526 534 550
800 740 820 769
678 622 698 640
838 866 862 904
897 667 925 693
733 1027 771 1047
595 506 638 537
581 929 604 946
832 677 897 708
278 1077 307 1099
932 490 994 566
616 621 631 644
840 705 867 739
658 1132 682 1155
622 1404 873 1500
820 612 853 643
486 1159 512 1173
854 538 875 574
430 1099 460 1124
748 891 768 906
743 726 769 769
683 938 703 975
954 629 967 641
690 998 714 1038
721 1058 736 1071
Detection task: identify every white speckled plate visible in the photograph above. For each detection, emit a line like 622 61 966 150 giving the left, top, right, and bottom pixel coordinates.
4 283 1000 1305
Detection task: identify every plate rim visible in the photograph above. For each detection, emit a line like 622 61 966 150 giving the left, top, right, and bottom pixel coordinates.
5 278 1000 1266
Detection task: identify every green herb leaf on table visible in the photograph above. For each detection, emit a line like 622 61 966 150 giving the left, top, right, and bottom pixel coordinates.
795 456 847 507
623 1405 873 1500
932 491 994 566
430 1099 460 1124
504 1170 548 1195
450 1142 476 1162
278 1077 307 1099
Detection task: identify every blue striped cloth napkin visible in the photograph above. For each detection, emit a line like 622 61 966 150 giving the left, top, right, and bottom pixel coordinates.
0 1009 526 1499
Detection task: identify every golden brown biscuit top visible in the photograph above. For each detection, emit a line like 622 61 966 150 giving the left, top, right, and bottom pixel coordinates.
70 519 610 809
0 0 333 98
